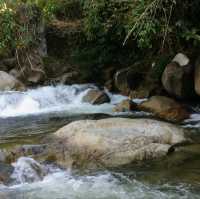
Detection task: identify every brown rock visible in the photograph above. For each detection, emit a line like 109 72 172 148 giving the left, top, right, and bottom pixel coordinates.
113 99 137 112
114 66 144 96
82 89 110 105
161 53 194 98
138 96 189 122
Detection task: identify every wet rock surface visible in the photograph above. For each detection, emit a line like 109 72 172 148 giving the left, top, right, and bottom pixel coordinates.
138 96 190 122
82 89 110 105
113 99 137 112
50 118 189 169
0 118 193 170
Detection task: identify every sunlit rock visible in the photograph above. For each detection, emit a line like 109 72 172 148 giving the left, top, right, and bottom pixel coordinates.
82 89 110 105
0 71 25 91
138 96 190 122
53 118 189 168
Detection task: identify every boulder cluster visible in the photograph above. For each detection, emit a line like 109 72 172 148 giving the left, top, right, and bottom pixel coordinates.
113 53 200 100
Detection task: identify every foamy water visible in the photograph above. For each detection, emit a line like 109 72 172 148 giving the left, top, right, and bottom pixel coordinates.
183 112 200 128
0 157 199 199
0 84 199 198
0 84 129 118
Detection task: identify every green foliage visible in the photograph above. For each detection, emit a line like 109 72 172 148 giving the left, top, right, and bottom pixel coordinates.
0 0 200 81
0 1 17 55
82 0 129 41
0 1 34 54
71 0 133 80
37 0 58 20
151 55 171 80
124 0 176 49
33 0 82 20
73 43 128 81
181 29 200 47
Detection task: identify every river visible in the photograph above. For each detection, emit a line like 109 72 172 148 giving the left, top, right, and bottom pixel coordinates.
0 84 199 199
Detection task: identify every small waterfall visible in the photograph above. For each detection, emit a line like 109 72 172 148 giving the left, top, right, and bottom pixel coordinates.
0 84 127 118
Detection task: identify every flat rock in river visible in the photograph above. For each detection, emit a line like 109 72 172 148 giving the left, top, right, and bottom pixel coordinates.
53 118 189 168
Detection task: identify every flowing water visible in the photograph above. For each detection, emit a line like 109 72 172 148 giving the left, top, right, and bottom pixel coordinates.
0 84 200 199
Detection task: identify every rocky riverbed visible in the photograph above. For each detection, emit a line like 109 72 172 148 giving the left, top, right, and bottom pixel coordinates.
0 84 199 198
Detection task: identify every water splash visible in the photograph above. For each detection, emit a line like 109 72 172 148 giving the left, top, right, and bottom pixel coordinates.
11 157 47 184
1 157 198 199
0 84 128 118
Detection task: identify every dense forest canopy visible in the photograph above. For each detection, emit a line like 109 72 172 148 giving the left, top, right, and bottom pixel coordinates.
0 0 200 81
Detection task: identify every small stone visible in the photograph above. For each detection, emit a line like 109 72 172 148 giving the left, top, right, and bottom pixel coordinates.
82 89 110 105
113 99 137 112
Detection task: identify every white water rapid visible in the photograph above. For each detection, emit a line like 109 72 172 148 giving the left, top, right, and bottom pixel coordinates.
0 157 198 199
0 84 129 118
0 84 199 199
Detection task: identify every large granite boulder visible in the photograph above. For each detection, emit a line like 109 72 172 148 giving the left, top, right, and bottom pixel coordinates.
0 118 194 170
161 53 194 98
138 96 189 122
52 118 189 168
114 64 163 98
